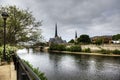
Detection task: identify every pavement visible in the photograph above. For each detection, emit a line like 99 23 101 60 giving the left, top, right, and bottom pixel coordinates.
0 62 16 80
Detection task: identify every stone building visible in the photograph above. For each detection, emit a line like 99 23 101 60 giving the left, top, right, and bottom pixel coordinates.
91 35 112 44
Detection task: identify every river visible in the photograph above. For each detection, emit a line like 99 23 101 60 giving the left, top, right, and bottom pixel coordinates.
17 48 120 80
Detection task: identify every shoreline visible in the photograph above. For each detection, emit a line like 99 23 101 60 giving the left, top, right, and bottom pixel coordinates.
48 50 120 57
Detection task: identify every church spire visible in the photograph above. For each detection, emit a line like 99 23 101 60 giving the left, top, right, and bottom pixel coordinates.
55 23 58 37
75 31 77 39
75 31 78 43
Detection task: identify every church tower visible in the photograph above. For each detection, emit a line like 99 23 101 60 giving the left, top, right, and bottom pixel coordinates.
49 23 66 45
75 31 77 42
75 31 77 39
55 23 58 38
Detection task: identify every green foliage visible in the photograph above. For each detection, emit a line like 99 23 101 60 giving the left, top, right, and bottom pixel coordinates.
0 47 3 60
100 49 111 54
94 38 103 45
83 48 91 53
68 39 74 43
33 42 46 47
0 45 17 63
112 34 120 40
49 44 81 52
0 5 42 45
49 43 66 51
24 60 47 80
49 43 57 50
68 45 82 52
77 34 91 44
112 49 120 54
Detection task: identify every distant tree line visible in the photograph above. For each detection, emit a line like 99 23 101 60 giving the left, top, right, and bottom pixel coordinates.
68 34 91 44
112 34 120 40
68 34 120 45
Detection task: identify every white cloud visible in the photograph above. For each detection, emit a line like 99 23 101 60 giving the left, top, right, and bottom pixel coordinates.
0 0 120 41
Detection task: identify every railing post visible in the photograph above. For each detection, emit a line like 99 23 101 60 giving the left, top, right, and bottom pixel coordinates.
12 53 41 80
21 72 29 80
17 61 20 80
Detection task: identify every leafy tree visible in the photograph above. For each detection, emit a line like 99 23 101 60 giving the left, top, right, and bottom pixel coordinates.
68 39 74 43
77 34 91 44
94 38 103 45
0 6 42 45
112 34 120 40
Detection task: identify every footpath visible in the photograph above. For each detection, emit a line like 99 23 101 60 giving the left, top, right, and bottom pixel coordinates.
0 62 16 80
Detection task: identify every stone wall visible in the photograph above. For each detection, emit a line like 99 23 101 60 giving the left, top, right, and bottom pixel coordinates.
81 44 120 51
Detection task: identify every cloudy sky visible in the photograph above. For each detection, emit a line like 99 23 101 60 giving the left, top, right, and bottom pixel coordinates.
0 0 120 41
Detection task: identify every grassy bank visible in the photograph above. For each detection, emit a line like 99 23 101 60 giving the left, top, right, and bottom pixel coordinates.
48 44 120 56
24 60 47 80
49 50 120 57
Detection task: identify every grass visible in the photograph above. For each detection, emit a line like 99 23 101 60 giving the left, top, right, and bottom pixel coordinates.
23 60 47 80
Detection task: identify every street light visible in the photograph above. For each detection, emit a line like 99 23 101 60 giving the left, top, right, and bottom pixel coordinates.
1 12 9 61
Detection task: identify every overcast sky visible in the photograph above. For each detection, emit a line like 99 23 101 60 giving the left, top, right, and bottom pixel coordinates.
0 0 120 41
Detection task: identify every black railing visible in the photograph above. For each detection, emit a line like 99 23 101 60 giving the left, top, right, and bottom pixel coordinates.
12 53 40 80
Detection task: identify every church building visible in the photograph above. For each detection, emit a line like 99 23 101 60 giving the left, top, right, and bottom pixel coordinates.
49 24 66 44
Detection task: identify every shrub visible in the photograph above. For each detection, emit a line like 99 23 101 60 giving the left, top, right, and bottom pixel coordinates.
24 60 47 80
83 48 91 53
49 44 66 51
57 44 66 51
0 45 17 63
68 45 82 52
100 49 111 54
112 49 120 55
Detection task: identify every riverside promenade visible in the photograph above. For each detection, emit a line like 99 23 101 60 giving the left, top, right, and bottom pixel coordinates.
0 62 16 80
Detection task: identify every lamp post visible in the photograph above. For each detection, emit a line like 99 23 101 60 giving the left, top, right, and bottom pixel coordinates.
1 12 9 61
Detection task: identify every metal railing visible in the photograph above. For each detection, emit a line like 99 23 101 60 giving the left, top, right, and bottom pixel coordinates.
12 53 40 80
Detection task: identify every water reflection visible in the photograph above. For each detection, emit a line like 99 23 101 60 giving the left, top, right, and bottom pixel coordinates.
17 48 120 80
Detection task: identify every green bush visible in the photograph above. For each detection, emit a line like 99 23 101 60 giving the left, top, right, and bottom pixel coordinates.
0 47 3 61
112 49 120 55
49 44 82 52
100 49 111 54
68 45 82 52
0 45 17 63
24 60 47 80
83 48 91 53
49 44 66 51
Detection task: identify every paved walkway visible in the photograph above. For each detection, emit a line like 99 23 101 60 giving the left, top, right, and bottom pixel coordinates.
0 62 16 80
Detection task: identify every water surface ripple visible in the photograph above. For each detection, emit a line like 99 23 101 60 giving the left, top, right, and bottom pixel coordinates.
17 48 120 80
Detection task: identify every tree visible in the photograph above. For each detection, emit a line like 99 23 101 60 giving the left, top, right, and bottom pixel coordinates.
77 34 91 44
68 39 74 43
112 34 120 40
0 6 42 45
94 38 103 45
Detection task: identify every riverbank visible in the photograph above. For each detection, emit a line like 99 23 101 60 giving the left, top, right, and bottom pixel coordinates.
81 44 120 51
49 50 120 57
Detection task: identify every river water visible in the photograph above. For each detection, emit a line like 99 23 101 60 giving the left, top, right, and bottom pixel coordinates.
17 48 120 80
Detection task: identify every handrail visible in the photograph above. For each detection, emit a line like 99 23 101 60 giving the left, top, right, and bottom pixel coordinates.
12 53 40 80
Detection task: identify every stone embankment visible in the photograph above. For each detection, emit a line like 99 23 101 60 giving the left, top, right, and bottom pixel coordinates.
81 44 120 51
